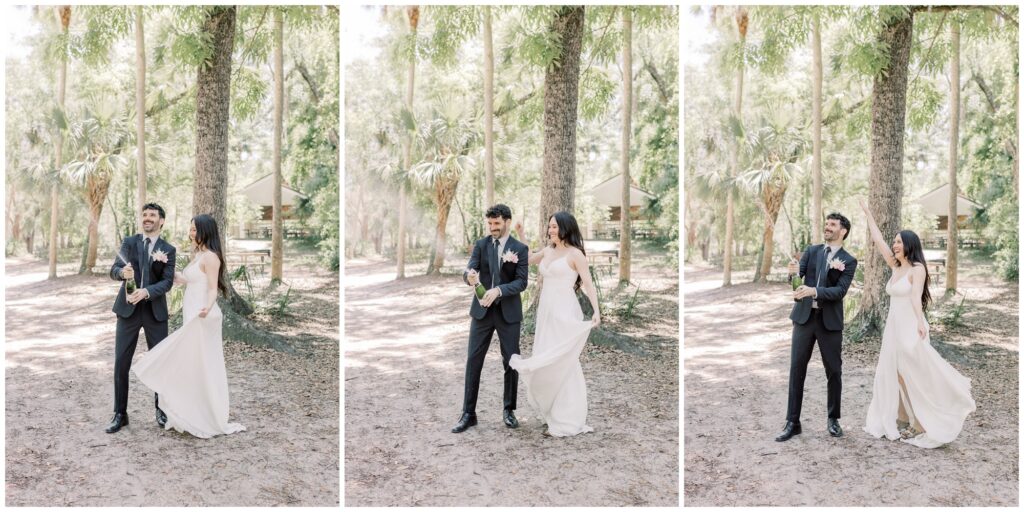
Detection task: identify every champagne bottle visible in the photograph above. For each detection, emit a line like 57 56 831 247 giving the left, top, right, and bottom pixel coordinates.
790 273 801 302
125 267 136 295
475 283 486 300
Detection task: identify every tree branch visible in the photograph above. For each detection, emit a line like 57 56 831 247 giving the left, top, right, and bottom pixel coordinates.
822 98 866 127
144 88 190 118
494 90 536 118
292 59 337 147
972 73 1000 113
642 57 670 103
294 61 322 104
980 6 1018 26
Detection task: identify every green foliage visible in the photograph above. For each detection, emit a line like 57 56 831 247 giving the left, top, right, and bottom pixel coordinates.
620 283 642 319
939 293 968 328
230 66 268 120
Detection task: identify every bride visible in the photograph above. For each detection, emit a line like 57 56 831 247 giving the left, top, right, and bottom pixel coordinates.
859 199 975 448
511 211 600 437
132 214 246 438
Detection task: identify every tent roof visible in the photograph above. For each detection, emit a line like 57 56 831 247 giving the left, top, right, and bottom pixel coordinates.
589 174 655 207
913 183 983 217
241 174 307 207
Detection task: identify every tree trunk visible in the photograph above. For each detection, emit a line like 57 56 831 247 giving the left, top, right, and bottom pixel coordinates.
135 5 146 231
194 6 235 251
946 20 959 293
8 182 21 249
618 8 633 285
81 174 111 273
271 8 284 283
192 6 290 350
855 11 914 338
723 7 747 287
397 6 419 279
49 5 71 280
811 11 823 245
483 5 495 207
427 175 459 274
538 6 584 237
755 184 786 282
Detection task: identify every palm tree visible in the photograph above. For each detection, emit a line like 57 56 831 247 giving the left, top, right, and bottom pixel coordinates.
410 97 479 275
62 96 132 273
738 107 807 282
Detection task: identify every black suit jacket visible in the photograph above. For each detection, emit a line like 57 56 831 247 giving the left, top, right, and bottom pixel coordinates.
110 234 177 321
789 244 857 331
463 236 529 323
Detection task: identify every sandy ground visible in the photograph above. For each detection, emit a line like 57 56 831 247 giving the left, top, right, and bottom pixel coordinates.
683 261 1019 506
5 255 339 506
344 254 679 506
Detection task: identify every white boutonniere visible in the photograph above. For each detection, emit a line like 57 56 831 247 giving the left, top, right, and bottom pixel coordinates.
501 249 519 264
829 258 846 272
151 249 169 264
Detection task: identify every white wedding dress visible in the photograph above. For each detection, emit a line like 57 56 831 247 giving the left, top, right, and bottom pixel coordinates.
133 253 245 438
509 253 594 437
863 272 975 448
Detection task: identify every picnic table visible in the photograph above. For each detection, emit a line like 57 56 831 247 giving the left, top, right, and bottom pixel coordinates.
228 250 271 275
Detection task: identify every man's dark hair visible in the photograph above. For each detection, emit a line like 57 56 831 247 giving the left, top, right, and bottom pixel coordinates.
826 212 851 240
142 202 166 219
485 204 512 220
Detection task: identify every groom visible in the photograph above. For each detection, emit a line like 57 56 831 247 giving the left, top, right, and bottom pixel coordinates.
452 204 529 433
105 203 177 433
776 212 857 442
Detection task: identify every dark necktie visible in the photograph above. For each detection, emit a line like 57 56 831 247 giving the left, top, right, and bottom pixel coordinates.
491 238 500 288
143 237 151 288
817 246 832 288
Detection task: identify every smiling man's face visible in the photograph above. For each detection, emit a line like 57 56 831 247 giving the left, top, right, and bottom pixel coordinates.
141 208 163 235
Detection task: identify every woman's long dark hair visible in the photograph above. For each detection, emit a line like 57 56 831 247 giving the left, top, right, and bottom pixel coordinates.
548 211 586 291
896 230 931 311
192 214 228 297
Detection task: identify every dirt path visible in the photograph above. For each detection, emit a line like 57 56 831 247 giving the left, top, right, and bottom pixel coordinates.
683 263 1018 506
5 256 339 506
344 256 679 506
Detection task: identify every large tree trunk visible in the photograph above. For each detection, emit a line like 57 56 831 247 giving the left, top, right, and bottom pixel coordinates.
483 5 495 207
396 6 419 279
946 20 959 293
722 7 747 287
811 11 823 245
427 175 459 274
194 6 235 255
855 11 914 338
538 6 584 237
271 8 284 283
193 6 290 352
135 5 146 231
618 7 633 285
49 6 71 280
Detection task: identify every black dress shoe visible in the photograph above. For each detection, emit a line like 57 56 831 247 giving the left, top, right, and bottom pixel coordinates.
156 407 167 428
828 418 843 437
105 412 129 434
451 413 477 433
774 421 801 442
503 409 519 429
